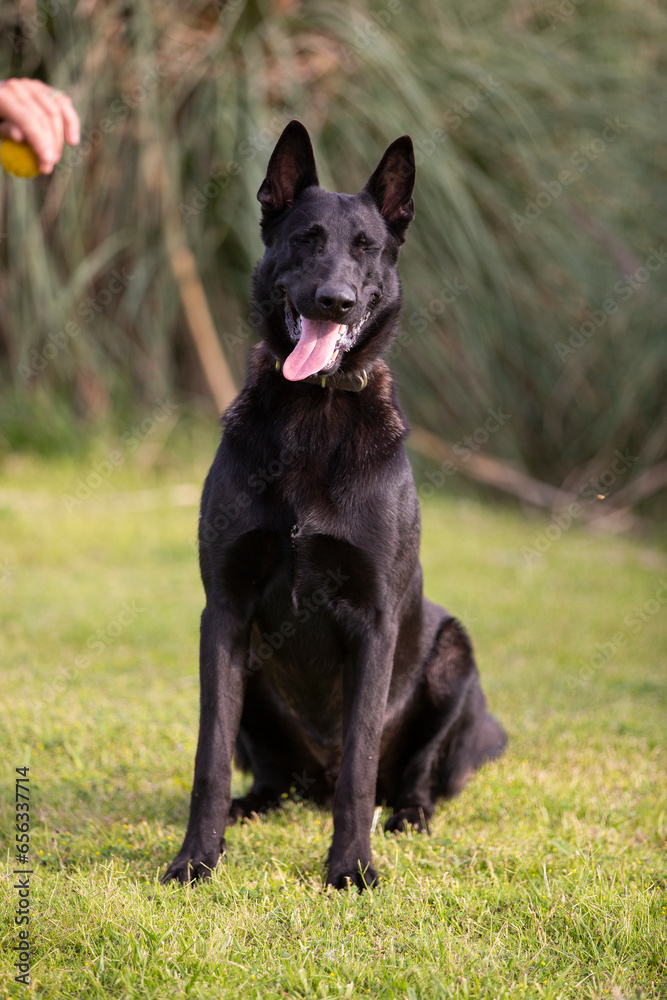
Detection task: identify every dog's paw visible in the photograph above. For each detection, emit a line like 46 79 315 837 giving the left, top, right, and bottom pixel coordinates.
161 842 224 885
228 788 279 823
384 806 430 835
326 862 379 892
228 798 259 823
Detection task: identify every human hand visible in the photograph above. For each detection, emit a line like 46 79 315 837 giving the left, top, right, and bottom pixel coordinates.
0 78 80 174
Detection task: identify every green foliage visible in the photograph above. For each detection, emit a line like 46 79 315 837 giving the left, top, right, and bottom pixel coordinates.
0 0 666 490
0 449 665 997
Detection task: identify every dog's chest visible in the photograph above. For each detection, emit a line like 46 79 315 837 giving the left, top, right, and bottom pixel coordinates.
251 532 347 741
248 522 377 732
257 520 377 633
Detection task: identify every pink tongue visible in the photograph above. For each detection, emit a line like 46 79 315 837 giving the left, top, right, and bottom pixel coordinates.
283 318 342 381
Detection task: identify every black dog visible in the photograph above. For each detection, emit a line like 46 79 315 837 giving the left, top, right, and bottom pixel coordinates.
164 121 506 890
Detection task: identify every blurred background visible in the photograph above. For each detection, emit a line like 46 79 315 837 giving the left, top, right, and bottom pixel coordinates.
0 0 665 522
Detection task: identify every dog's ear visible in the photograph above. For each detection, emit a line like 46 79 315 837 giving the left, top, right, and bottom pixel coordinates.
257 120 319 223
362 136 415 240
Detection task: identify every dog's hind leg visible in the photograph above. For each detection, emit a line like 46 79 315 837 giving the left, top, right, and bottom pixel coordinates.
229 736 284 822
434 676 506 800
384 614 506 833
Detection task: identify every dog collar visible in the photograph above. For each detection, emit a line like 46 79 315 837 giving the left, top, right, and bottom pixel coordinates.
273 358 368 392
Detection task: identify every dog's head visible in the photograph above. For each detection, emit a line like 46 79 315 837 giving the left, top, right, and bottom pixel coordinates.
253 120 415 382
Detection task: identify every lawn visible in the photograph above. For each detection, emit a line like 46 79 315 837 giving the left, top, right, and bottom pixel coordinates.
0 440 665 999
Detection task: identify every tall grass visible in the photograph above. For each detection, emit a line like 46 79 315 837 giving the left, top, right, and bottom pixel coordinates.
0 0 665 498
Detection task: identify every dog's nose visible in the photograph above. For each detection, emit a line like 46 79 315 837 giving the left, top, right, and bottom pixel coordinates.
316 284 356 316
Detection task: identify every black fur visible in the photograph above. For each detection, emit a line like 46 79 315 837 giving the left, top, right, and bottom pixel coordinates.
163 121 506 890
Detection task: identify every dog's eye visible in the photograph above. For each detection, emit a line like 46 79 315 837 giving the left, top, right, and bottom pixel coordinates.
291 226 324 247
353 233 377 253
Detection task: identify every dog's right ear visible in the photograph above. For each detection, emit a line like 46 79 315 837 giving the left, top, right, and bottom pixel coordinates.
257 120 319 224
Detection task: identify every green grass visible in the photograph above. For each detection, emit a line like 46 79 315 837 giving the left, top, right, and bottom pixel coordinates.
0 446 665 999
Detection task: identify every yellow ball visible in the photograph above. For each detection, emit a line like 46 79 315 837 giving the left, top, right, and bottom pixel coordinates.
0 139 40 178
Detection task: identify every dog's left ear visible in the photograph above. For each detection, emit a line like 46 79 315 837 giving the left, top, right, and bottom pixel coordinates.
257 120 319 224
362 136 415 240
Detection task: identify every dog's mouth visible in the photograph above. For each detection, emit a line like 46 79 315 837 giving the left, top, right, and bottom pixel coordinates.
282 297 370 381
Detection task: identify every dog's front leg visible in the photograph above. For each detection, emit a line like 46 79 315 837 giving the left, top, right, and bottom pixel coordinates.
163 604 247 883
326 627 397 891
